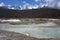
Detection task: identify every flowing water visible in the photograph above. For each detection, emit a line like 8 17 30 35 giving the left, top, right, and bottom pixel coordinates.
0 18 60 38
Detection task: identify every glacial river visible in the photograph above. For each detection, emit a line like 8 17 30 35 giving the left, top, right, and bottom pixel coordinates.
0 19 60 38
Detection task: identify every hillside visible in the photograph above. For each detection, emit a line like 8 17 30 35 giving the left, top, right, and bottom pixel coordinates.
0 7 60 19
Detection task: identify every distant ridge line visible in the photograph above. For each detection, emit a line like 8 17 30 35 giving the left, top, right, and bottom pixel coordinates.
0 7 60 19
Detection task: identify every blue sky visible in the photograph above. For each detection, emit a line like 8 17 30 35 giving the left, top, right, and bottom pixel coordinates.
0 0 47 6
0 0 38 6
0 0 60 9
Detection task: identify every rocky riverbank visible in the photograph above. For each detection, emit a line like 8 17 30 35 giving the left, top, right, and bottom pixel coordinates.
0 30 40 40
0 30 60 40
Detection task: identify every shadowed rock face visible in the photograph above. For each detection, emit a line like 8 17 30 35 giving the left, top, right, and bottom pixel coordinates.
0 7 60 19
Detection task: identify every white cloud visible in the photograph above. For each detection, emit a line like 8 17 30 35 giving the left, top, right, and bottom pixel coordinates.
28 6 38 9
35 0 40 2
28 6 33 9
44 0 59 8
35 0 60 8
10 7 15 9
32 5 39 9
8 5 11 8
34 0 55 8
8 5 11 7
45 0 54 2
23 1 40 9
23 2 34 9
0 2 5 7
23 1 26 3
23 2 39 9
57 1 60 8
